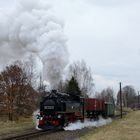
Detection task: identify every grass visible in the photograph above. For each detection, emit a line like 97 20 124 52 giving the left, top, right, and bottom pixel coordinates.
77 110 140 140
0 117 35 136
115 107 133 115
122 107 133 112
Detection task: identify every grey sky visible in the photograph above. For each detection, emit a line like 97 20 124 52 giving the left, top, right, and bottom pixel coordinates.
0 0 140 93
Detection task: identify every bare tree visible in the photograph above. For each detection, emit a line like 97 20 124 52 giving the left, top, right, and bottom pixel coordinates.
96 87 115 105
15 55 39 88
68 60 94 97
117 85 136 107
0 64 37 120
57 80 67 93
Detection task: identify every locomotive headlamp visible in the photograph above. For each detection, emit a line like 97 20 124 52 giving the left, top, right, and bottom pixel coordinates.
40 117 43 120
57 115 61 118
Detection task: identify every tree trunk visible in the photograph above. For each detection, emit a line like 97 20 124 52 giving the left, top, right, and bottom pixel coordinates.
8 112 13 121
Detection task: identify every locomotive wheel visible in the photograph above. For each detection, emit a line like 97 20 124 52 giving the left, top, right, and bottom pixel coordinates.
59 115 66 127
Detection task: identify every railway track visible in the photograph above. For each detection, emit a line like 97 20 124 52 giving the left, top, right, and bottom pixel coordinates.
1 129 62 140
1 113 127 140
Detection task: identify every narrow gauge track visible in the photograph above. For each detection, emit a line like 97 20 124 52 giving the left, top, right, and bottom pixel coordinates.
1 129 63 140
1 113 127 140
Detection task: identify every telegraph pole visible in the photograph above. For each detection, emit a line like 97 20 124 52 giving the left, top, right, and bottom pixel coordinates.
138 91 139 106
120 82 123 118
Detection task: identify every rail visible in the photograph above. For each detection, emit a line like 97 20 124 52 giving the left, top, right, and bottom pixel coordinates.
1 129 62 140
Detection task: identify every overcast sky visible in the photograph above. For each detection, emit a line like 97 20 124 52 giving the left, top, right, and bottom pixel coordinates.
0 0 140 93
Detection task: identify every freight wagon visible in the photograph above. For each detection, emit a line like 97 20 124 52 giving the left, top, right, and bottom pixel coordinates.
105 102 115 116
84 98 104 118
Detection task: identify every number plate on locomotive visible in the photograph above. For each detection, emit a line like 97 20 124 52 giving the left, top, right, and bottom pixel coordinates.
44 106 54 109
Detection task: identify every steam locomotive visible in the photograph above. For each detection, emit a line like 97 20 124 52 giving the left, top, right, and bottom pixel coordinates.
37 90 114 130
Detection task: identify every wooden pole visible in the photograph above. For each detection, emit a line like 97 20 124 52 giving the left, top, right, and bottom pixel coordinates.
120 82 122 118
138 91 139 106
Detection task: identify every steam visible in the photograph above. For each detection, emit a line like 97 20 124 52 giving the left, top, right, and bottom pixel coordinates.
0 0 69 88
64 117 112 131
33 110 42 130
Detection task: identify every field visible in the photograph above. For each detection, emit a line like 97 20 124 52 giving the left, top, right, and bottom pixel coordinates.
0 110 140 140
0 117 35 137
77 110 140 140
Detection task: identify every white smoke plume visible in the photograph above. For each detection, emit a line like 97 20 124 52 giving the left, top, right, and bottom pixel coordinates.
64 117 112 131
0 0 69 88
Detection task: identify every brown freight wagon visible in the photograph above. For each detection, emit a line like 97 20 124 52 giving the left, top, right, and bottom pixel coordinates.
84 98 105 118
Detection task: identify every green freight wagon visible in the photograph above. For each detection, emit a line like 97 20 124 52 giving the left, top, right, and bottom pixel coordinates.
105 102 115 116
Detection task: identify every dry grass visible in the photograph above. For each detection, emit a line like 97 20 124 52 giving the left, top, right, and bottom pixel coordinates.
77 110 140 140
122 107 133 112
115 107 133 115
0 117 35 136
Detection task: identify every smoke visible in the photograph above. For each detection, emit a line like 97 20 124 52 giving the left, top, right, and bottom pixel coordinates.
33 110 42 130
64 117 112 131
0 0 69 88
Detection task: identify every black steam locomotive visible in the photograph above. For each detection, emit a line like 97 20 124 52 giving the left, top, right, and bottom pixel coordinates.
38 90 84 129
37 90 114 130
